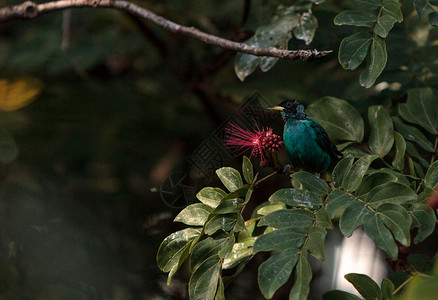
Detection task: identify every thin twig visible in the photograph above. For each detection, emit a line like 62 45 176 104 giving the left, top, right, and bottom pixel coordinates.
0 0 332 61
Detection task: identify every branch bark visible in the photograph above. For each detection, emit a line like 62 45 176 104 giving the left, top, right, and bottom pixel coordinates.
0 0 332 61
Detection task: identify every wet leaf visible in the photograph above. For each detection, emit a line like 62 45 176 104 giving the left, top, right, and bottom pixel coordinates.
242 156 254 184
289 253 312 300
377 203 411 246
342 155 379 192
253 227 307 253
269 188 322 209
291 171 330 196
258 248 299 299
356 172 398 197
294 12 318 45
305 226 327 261
205 214 237 235
334 11 377 27
340 202 372 237
189 256 221 300
332 157 355 187
174 203 213 226
197 187 227 209
364 213 398 259
191 238 226 272
326 190 356 218
216 167 243 192
366 182 417 208
258 209 315 229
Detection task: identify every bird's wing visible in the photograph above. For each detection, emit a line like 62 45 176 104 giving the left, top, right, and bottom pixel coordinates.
309 121 342 161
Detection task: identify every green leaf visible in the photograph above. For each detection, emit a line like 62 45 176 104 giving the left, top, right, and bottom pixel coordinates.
430 11 438 25
213 198 244 214
253 227 307 253
316 208 334 229
218 234 235 259
377 203 412 246
291 171 330 196
407 254 434 273
360 35 387 88
174 203 213 226
340 202 372 237
356 171 398 197
188 256 221 300
332 157 355 187
258 248 299 299
305 226 327 261
392 117 435 152
269 188 322 209
366 182 417 208
399 88 438 135
258 209 315 229
234 51 260 82
381 278 395 300
257 203 286 216
197 187 227 209
342 155 379 192
222 238 255 269
374 0 403 38
425 161 438 188
191 238 226 272
205 214 237 235
294 12 318 45
334 11 377 27
344 273 382 300
326 190 356 218
289 253 312 300
338 32 372 71
323 290 362 300
406 142 430 168
379 168 411 186
414 0 438 19
307 97 364 143
392 132 406 170
410 204 437 243
157 228 201 272
234 8 299 81
354 0 381 9
216 277 225 300
216 167 243 192
368 105 394 158
242 156 254 184
364 213 398 259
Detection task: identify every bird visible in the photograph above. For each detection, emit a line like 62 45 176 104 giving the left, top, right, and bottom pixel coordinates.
267 99 342 173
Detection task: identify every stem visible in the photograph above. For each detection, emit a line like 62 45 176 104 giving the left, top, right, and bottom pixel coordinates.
254 171 278 187
431 136 438 164
392 276 413 295
0 0 332 61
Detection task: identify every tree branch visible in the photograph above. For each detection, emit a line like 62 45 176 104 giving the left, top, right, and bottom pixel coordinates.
0 0 332 61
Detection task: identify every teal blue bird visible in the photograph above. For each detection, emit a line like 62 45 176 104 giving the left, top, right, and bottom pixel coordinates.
268 100 342 173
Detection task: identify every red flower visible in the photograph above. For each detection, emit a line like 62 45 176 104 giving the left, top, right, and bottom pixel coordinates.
224 122 283 167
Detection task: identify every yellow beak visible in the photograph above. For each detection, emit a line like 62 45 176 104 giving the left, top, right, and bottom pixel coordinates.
266 105 284 111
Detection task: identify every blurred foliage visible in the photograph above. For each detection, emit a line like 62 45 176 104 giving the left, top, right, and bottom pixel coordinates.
0 0 437 299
